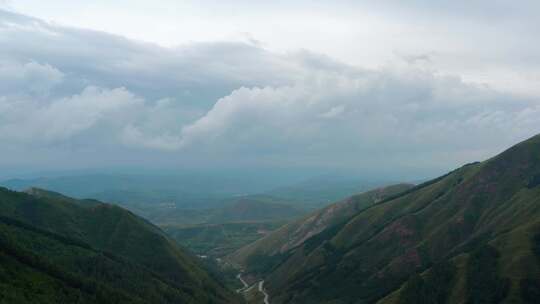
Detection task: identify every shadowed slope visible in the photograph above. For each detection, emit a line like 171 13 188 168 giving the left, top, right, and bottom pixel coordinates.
0 187 242 304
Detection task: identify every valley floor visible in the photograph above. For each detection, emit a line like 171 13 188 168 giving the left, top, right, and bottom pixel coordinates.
237 273 270 304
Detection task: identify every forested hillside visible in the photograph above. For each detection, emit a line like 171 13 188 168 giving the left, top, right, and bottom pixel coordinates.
0 187 242 304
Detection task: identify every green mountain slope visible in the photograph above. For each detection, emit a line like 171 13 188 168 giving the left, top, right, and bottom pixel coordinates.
228 183 413 271
0 187 242 304
231 134 540 304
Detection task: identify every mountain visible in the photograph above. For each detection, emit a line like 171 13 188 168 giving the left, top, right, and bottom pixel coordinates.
209 195 305 223
229 134 540 304
0 187 241 303
228 183 413 271
1 174 378 223
143 194 305 226
266 176 394 208
0 172 299 211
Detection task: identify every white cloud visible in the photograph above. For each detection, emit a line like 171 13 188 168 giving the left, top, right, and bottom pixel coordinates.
0 86 143 143
0 61 64 96
174 67 540 169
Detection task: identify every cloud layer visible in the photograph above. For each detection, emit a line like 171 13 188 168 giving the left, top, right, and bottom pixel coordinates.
1 9 539 177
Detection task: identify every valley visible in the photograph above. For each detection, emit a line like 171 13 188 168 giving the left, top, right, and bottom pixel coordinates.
235 275 270 304
163 221 285 258
2 135 539 303
1 175 388 261
2 3 538 303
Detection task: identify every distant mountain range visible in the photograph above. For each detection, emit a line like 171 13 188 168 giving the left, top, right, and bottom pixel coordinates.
0 187 241 303
210 195 306 224
148 195 306 226
266 176 394 208
228 134 540 304
0 173 273 210
1 172 394 212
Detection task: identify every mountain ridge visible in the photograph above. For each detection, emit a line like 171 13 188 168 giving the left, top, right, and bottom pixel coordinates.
228 183 414 270
230 134 540 304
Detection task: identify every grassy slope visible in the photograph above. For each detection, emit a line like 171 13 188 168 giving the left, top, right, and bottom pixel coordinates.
0 187 242 304
228 183 413 268
236 134 540 304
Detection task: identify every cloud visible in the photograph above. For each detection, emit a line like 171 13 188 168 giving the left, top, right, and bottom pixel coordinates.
0 86 143 143
0 9 305 107
0 9 539 176
319 105 345 119
174 68 540 169
0 61 64 96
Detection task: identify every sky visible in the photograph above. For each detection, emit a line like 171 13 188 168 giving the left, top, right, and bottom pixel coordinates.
0 1 539 180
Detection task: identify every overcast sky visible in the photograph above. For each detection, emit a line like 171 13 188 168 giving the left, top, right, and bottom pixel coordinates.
1 1 539 179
